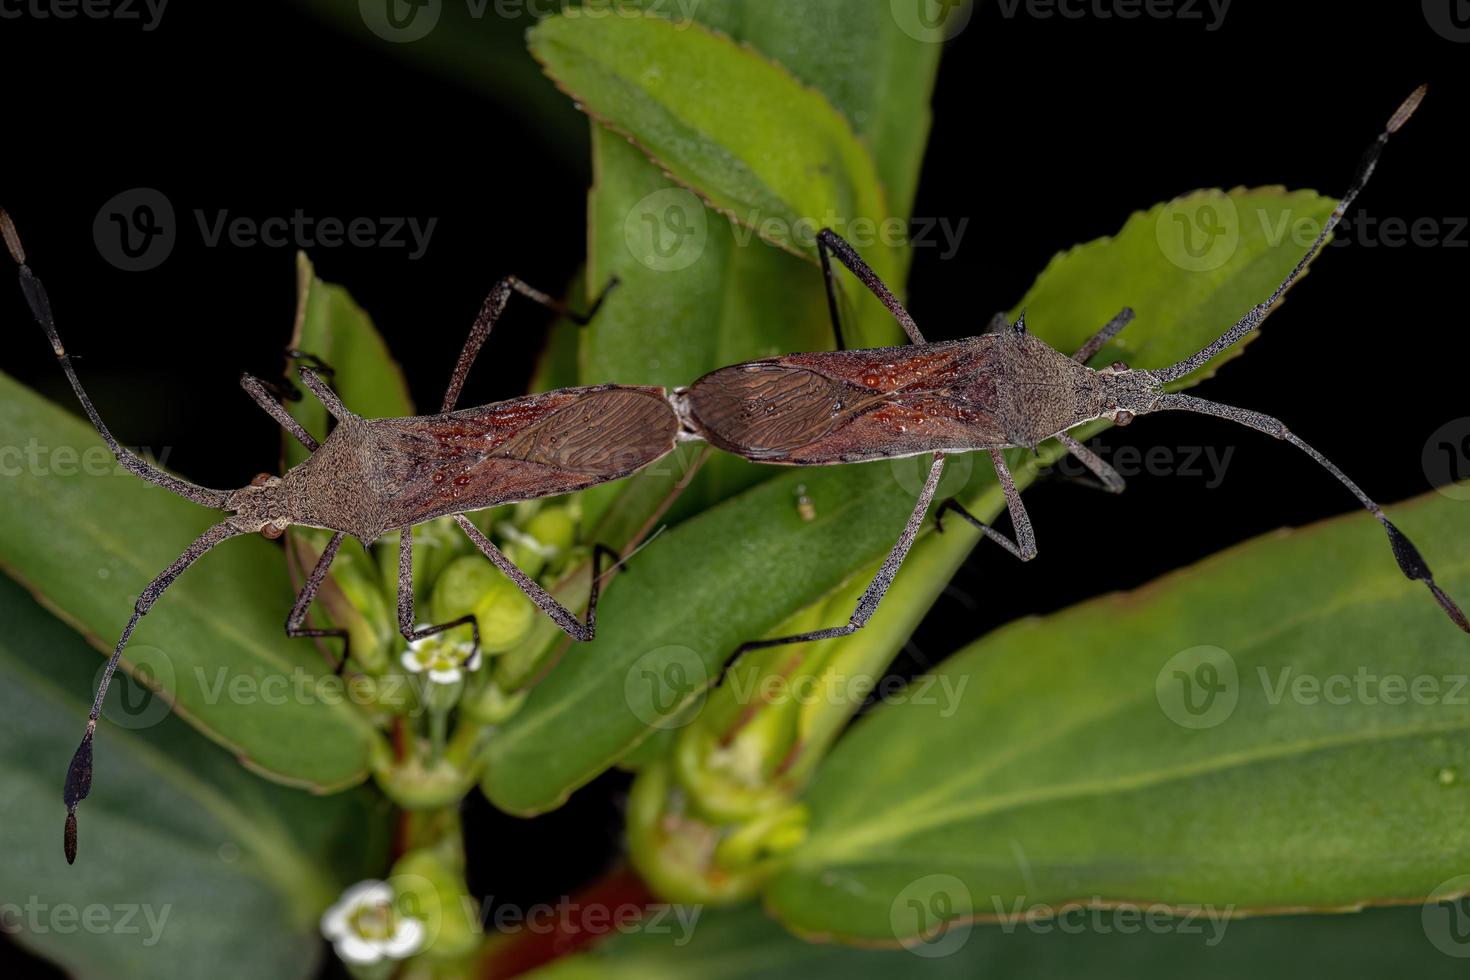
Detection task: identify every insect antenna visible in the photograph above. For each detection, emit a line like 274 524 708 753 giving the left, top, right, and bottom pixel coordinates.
1 209 251 861
0 208 230 508
1152 85 1426 386
1138 88 1464 633
1148 394 1467 633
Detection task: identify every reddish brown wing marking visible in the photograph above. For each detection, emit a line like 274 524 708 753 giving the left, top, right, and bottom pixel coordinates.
684 339 1007 464
377 385 678 525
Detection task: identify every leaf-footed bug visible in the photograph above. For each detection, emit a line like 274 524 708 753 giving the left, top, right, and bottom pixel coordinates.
673 85 1467 666
0 211 680 863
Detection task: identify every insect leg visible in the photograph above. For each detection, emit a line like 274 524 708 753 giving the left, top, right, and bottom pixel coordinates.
1 209 230 510
1056 432 1126 493
440 275 619 413
453 515 617 643
1153 86 1424 385
1071 307 1135 364
396 525 480 650
816 228 926 345
1152 392 1468 633
62 520 246 863
297 367 353 421
284 531 351 671
241 373 321 450
721 453 947 675
934 449 1039 560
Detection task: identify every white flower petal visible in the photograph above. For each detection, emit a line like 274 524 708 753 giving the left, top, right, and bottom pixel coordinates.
334 934 382 966
428 667 462 685
465 649 483 672
380 917 426 958
400 650 426 673
319 902 352 941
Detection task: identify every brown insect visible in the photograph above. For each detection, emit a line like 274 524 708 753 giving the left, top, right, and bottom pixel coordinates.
675 85 1467 662
0 210 678 863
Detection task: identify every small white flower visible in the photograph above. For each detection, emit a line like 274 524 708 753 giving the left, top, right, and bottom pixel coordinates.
400 629 481 685
320 879 425 966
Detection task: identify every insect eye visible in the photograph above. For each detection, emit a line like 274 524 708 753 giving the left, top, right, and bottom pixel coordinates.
1115 410 1135 427
1110 360 1129 373
261 524 285 540
251 472 274 487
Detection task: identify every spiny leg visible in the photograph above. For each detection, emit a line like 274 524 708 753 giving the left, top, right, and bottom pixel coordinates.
396 525 479 650
720 453 948 679
63 521 246 863
816 228 927 345
1153 392 1468 633
453 515 617 643
935 449 1039 561
1153 86 1425 385
1056 432 1126 494
1072 307 1135 365
440 275 619 414
1 209 229 509
298 367 352 422
241 373 320 451
285 531 351 672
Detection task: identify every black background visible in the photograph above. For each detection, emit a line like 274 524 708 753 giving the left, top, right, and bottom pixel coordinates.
2 1 1466 974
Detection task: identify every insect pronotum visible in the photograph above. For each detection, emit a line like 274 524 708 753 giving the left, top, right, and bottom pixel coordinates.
673 85 1467 663
0 212 680 863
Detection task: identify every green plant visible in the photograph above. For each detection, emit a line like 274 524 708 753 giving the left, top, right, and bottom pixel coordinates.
3 4 1466 978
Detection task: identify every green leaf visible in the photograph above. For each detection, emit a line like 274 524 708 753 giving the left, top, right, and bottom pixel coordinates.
285 251 415 465
529 11 898 275
0 371 380 790
524 899 1470 980
481 188 1337 816
765 488 1470 941
0 574 392 980
506 2 945 685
